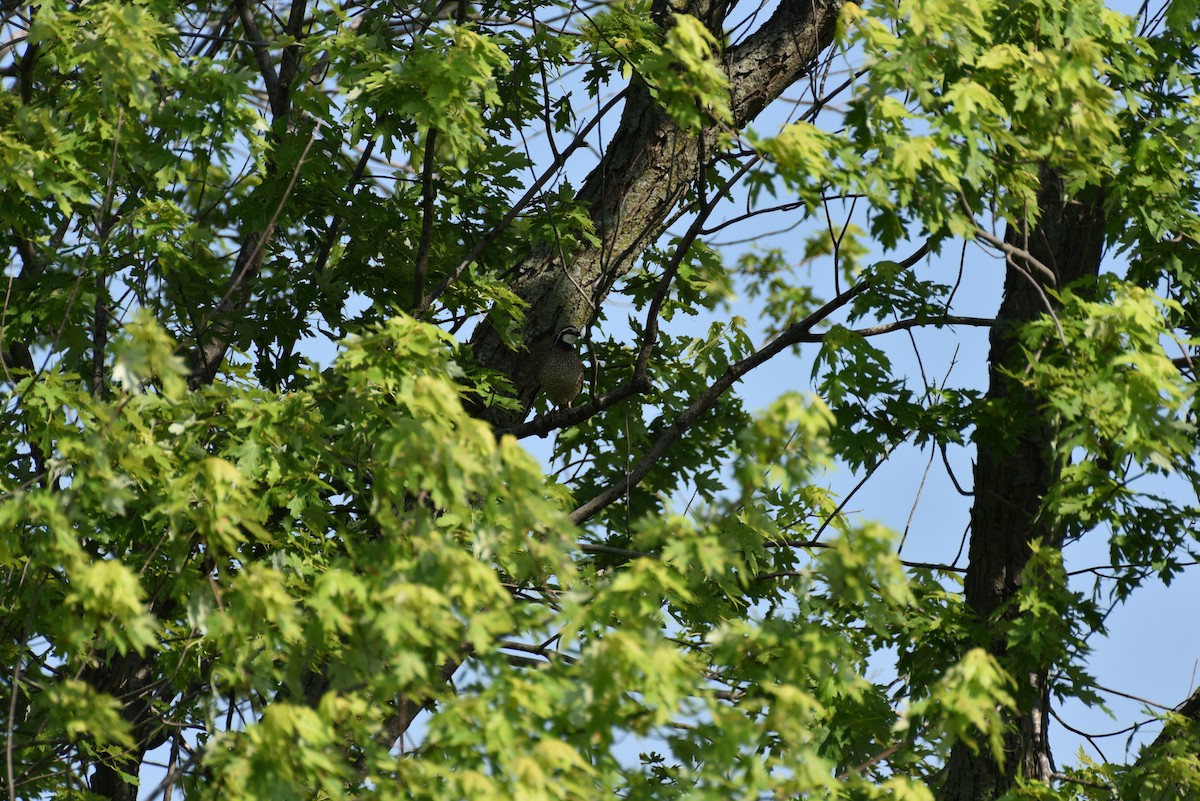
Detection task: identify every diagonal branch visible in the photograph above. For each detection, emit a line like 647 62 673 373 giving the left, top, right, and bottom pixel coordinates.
469 0 847 426
499 176 982 444
188 124 321 388
569 241 931 524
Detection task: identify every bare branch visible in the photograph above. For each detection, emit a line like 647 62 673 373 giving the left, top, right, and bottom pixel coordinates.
421 88 630 314
312 138 376 276
235 0 280 110
973 225 1060 287
570 241 931 524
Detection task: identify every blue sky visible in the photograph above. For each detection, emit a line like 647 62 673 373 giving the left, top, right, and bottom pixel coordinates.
127 0 1200 794
515 0 1200 764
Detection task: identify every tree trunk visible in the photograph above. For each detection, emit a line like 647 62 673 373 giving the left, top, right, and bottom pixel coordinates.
1132 685 1200 793
939 170 1106 800
84 652 170 801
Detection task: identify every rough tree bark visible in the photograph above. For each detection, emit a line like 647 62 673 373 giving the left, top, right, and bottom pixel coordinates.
223 0 849 768
1151 686 1200 749
45 0 1187 797
1121 685 1200 796
468 0 845 425
83 653 172 801
939 170 1107 800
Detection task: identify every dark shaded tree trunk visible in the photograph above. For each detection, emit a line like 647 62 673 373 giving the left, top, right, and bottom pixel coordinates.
84 652 171 801
939 170 1106 800
1154 686 1200 746
1115 685 1200 797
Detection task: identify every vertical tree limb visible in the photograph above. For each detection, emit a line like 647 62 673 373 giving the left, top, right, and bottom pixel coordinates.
939 169 1106 800
413 128 439 312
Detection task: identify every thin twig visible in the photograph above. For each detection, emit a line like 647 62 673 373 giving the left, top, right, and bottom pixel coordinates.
91 106 125 398
421 88 629 314
571 241 932 524
5 562 32 801
897 445 936 554
1088 681 1175 711
835 740 904 780
939 443 973 496
189 120 323 386
1050 771 1116 793
973 225 1059 287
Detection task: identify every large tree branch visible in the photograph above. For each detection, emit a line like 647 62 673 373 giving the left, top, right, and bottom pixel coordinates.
468 0 846 426
373 0 849 751
234 0 280 110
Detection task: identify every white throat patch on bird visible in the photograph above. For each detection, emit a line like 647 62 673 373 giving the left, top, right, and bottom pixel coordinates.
540 327 585 408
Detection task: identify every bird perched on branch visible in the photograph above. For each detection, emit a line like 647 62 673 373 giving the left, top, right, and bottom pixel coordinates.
539 326 584 409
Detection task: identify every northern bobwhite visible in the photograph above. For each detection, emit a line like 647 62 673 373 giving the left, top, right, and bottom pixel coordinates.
539 326 584 409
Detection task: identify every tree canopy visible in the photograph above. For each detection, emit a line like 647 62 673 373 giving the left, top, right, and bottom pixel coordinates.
2 0 1200 799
